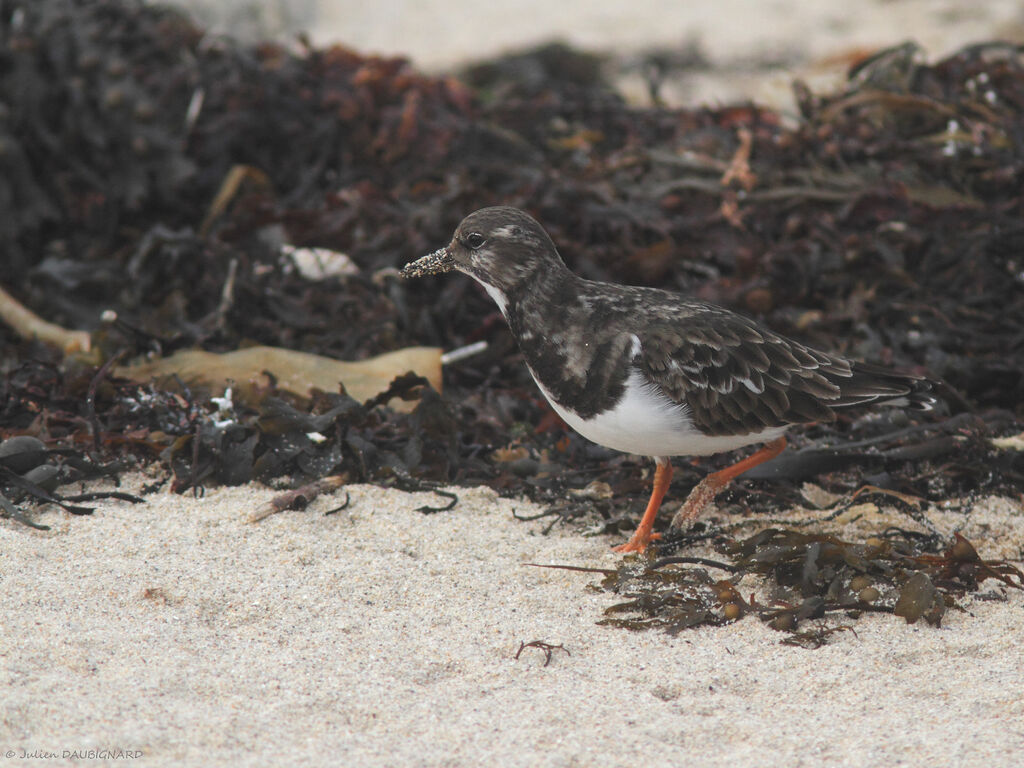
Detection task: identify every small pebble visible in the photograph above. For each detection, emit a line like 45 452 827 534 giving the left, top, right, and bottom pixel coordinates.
858 587 881 604
769 613 795 631
0 436 47 473
849 575 873 592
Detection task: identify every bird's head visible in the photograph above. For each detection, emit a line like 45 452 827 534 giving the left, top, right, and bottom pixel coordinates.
401 207 566 306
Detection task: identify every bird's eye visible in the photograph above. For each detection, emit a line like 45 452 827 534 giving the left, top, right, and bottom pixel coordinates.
464 232 486 250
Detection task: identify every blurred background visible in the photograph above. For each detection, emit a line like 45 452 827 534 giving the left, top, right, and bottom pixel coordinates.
3 0 1022 498
172 0 1024 108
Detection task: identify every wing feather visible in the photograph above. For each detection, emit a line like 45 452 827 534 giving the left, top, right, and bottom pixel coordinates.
635 308 926 436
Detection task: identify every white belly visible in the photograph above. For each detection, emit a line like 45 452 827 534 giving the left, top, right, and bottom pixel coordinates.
532 367 787 459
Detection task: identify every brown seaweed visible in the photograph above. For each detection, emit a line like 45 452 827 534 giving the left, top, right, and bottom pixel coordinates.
594 528 1022 644
0 2 1021 549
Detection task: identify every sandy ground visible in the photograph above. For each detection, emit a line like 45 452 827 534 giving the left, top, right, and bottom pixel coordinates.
2 476 1023 767
6 2 1024 766
177 0 1024 109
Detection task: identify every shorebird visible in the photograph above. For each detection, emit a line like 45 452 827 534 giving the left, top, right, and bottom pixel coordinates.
402 207 934 552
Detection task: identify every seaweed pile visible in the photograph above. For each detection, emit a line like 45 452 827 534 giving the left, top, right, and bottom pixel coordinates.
592 528 1023 646
2 0 1023 562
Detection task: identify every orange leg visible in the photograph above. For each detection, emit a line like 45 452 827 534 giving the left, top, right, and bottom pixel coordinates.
611 459 673 554
612 437 788 554
669 437 787 530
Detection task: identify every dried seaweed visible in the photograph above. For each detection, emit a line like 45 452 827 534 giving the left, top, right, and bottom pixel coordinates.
514 639 571 667
594 529 1023 644
0 433 144 527
0 1 1022 539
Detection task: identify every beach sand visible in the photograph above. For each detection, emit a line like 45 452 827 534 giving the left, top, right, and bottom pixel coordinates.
3 476 1023 766
179 0 1024 109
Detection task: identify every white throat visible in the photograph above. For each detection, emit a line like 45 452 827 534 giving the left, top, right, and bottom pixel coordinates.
473 278 509 318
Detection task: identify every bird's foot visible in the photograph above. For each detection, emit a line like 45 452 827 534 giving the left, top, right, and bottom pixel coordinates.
611 530 661 554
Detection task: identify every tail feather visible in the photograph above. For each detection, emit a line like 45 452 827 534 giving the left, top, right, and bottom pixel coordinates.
832 361 937 412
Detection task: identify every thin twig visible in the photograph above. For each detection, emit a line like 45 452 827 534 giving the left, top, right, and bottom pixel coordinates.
249 475 348 523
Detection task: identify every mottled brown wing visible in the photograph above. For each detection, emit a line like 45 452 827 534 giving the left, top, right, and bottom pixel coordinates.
635 307 912 436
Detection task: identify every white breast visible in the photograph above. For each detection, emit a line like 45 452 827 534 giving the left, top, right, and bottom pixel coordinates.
531 367 787 459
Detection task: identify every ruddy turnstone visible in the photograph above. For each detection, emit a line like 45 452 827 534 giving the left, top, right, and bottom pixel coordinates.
402 207 935 553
